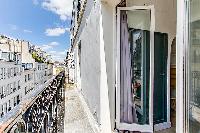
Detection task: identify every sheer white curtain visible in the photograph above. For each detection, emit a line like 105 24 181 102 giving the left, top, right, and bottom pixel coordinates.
120 11 137 124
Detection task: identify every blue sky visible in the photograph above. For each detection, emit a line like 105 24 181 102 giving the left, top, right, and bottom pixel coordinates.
0 0 73 62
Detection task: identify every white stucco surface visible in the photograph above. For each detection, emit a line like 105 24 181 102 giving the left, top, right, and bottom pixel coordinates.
101 2 116 130
77 2 101 124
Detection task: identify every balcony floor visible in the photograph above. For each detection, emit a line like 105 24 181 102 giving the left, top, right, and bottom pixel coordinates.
155 127 176 133
64 85 97 133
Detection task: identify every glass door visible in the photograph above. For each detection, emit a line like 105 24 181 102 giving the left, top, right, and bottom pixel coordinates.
188 0 200 132
116 6 155 132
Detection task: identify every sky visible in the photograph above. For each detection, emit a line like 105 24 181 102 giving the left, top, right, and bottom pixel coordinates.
0 0 73 62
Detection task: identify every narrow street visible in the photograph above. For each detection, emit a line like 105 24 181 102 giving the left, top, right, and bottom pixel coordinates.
64 84 97 133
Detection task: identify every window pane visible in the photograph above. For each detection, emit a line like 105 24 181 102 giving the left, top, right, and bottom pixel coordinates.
189 0 200 132
120 10 150 125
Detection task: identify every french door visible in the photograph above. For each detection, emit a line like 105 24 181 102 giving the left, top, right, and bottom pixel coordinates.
116 6 155 132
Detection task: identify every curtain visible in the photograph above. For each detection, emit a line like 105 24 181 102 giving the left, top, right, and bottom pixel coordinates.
120 11 137 124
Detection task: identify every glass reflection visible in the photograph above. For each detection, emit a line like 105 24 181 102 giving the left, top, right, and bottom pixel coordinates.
132 31 142 111
189 0 200 132
130 29 150 124
120 10 150 125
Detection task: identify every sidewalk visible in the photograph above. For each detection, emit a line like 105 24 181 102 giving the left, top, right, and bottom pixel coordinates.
64 85 98 133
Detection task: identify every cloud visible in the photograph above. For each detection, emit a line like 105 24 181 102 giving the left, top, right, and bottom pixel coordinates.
48 50 66 61
45 27 69 36
42 0 73 21
49 41 59 46
40 42 59 51
8 24 18 30
33 0 39 5
24 29 32 33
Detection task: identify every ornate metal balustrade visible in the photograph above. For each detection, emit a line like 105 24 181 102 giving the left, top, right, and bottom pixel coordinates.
191 71 200 107
1 71 65 133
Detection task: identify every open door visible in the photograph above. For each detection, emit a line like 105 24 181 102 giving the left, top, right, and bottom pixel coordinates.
116 6 155 132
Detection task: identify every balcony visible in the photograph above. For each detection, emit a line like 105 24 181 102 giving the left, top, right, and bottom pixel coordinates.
0 71 65 132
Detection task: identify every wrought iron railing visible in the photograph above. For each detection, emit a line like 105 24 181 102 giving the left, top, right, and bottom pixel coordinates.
0 71 65 133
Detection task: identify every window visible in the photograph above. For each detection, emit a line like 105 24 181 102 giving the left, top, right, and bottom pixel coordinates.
8 100 11 111
3 68 6 79
0 87 2 99
13 82 16 92
14 97 16 106
7 68 10 78
17 95 20 104
28 74 30 80
188 0 200 132
0 105 3 117
6 84 9 96
25 75 27 82
1 86 5 98
14 67 17 76
5 103 7 113
10 68 13 78
0 68 2 79
10 83 13 94
25 86 27 94
18 80 20 89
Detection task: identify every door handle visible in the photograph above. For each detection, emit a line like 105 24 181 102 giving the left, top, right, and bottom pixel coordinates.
160 73 165 76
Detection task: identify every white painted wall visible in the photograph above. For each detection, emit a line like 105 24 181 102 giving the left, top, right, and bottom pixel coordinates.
21 41 35 64
73 1 115 131
127 0 177 46
101 1 116 131
77 2 101 123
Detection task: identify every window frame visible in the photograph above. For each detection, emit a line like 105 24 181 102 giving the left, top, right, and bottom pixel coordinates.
116 5 155 132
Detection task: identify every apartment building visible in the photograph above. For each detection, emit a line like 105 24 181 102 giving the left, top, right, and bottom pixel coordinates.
65 51 75 84
34 62 48 89
0 61 23 118
0 35 53 119
23 68 34 95
70 0 200 133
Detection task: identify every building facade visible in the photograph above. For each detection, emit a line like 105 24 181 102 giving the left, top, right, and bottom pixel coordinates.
0 35 53 121
69 0 200 133
65 50 75 84
0 61 23 118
